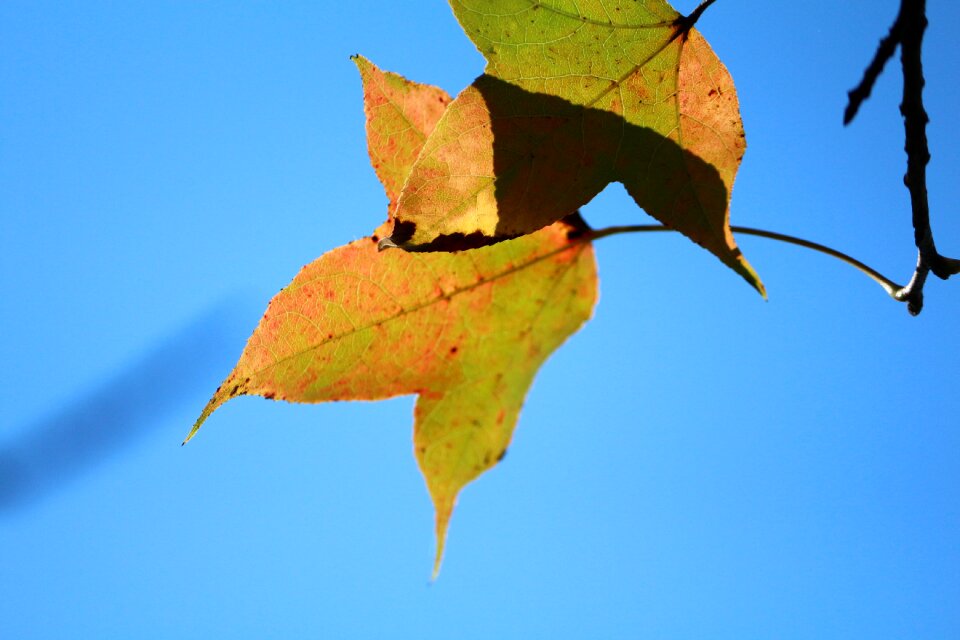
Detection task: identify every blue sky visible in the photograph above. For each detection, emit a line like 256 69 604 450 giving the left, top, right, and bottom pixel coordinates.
2 1 958 638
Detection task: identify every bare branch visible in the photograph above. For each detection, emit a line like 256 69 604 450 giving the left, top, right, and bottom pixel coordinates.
845 0 959 314
844 9 904 125
898 0 959 282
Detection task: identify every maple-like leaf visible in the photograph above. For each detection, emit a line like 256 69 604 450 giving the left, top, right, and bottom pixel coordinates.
186 57 599 575
381 0 763 294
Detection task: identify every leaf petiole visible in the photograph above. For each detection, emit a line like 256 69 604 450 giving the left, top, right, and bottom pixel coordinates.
585 223 912 305
680 0 719 30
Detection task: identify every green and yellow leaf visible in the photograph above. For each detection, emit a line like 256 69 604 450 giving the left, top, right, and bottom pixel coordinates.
382 0 763 294
187 57 599 575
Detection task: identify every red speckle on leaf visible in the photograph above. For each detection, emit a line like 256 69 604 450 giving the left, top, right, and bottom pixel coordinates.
192 58 603 577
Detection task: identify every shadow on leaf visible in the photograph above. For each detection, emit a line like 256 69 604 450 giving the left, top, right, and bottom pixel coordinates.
387 75 758 291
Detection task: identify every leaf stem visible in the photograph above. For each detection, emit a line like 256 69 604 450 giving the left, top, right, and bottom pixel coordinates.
584 223 913 304
684 0 718 28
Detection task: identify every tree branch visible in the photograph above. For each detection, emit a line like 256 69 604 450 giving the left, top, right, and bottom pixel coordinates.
844 0 959 315
898 0 960 284
843 8 904 125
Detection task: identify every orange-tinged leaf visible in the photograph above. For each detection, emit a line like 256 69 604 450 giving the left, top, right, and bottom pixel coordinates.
187 58 599 575
382 0 763 294
353 55 451 209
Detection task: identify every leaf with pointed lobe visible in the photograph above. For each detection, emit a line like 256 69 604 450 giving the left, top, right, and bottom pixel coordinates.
354 55 452 209
382 0 763 294
187 58 598 576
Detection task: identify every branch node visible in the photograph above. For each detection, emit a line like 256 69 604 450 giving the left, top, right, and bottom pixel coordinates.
893 254 928 316
846 0 954 311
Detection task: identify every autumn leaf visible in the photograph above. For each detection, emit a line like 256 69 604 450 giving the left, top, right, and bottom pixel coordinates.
381 0 763 294
355 55 452 209
186 57 599 575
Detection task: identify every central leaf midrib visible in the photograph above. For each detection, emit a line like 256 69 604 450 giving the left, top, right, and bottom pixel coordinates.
249 238 589 381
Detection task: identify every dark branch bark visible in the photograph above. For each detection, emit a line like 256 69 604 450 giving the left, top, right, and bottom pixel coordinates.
898 0 959 284
844 9 904 125
845 0 959 315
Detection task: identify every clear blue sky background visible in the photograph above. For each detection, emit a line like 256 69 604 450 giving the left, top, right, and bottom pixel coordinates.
2 1 958 638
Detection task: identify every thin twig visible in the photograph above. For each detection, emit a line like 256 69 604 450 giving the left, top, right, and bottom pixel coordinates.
844 8 904 125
